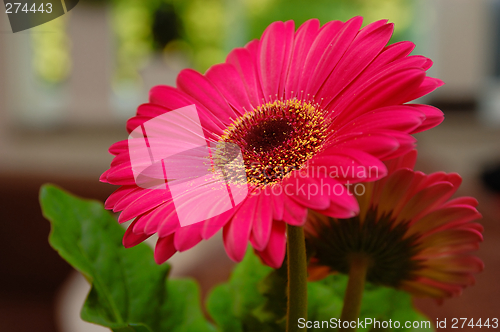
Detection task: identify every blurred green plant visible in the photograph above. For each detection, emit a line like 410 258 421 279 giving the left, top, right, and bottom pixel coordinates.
40 184 214 332
174 0 416 71
40 185 434 332
245 0 414 42
31 15 71 84
31 0 415 84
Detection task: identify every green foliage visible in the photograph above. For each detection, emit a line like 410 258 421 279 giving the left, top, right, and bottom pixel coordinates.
320 275 434 332
359 282 434 332
40 185 214 332
206 251 431 332
40 184 433 332
245 0 415 43
206 247 274 332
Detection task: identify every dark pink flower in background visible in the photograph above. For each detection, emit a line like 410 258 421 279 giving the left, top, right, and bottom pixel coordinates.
305 150 484 299
101 17 444 268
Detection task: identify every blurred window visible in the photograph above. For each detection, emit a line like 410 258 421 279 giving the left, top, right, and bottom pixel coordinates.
5 0 416 129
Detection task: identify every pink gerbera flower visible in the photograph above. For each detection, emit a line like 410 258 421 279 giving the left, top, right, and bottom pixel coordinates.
305 150 484 299
101 17 444 268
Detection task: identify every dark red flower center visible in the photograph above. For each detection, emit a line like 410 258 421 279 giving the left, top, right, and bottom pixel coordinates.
305 209 423 287
244 118 294 152
220 99 329 187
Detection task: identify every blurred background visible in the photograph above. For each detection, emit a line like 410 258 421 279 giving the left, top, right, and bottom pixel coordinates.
1 0 500 331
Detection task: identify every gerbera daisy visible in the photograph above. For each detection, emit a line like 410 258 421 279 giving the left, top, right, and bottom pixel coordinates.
101 17 444 268
305 150 484 299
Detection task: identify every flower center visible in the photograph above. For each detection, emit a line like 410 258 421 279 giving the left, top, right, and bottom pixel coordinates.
305 209 423 287
244 118 294 152
220 99 328 187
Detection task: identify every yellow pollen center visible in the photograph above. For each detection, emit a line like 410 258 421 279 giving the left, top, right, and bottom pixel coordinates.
220 99 329 187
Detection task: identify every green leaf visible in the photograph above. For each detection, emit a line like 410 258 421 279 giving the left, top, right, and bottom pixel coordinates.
205 248 432 332
40 184 214 332
310 274 434 332
206 249 344 332
306 280 343 330
40 184 433 332
206 247 274 332
251 257 343 332
252 259 287 328
360 280 434 332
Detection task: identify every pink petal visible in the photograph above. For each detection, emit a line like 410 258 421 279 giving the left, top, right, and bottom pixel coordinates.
201 207 237 240
245 39 260 60
284 19 320 99
126 103 170 133
312 149 387 183
357 19 389 36
317 22 394 106
176 69 238 126
105 163 137 186
443 196 479 208
398 182 455 222
226 47 264 107
255 220 287 268
417 242 480 260
137 102 170 117
109 140 129 156
99 169 111 183
426 255 484 273
149 85 224 138
104 185 138 210
174 223 203 252
126 116 149 134
306 16 363 97
205 63 253 113
404 77 445 102
249 193 273 251
331 132 401 160
287 177 331 210
359 55 432 86
376 131 417 159
335 106 425 137
223 196 257 262
420 228 483 249
112 187 146 212
154 234 176 264
110 152 131 167
409 104 444 134
297 20 344 94
384 149 418 174
416 172 461 196
133 202 179 236
123 218 152 248
460 222 484 233
418 269 475 287
267 185 285 220
374 168 415 218
408 205 482 236
405 277 463 298
330 67 426 125
258 21 295 101
314 178 360 219
282 195 308 226
372 40 415 68
118 189 173 223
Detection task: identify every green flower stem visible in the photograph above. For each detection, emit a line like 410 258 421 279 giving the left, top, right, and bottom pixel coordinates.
339 255 369 331
286 224 308 332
